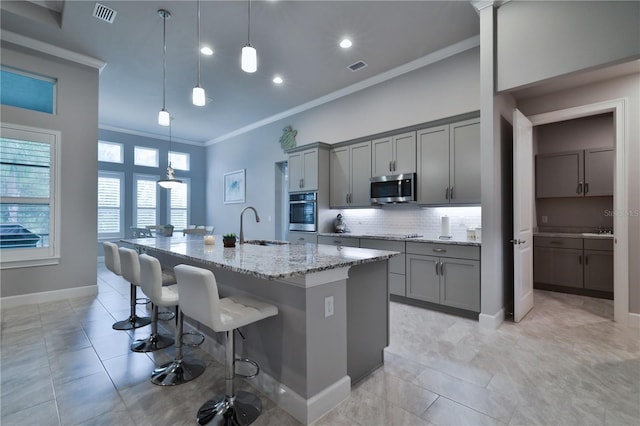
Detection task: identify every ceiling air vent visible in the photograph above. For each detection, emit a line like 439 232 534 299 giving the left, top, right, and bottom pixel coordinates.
348 60 368 72
93 3 117 24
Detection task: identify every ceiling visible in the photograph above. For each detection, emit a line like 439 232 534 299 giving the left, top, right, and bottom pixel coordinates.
1 1 480 144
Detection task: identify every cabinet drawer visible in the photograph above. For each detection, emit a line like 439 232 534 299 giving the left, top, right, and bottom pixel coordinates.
583 238 613 251
406 242 479 260
317 235 360 247
288 232 317 244
534 236 582 250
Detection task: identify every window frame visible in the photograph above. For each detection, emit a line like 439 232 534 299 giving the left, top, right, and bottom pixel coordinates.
167 178 191 232
0 123 61 269
132 173 159 229
97 170 124 240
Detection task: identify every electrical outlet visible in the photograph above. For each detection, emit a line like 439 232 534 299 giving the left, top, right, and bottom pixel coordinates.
542 215 548 224
324 296 334 318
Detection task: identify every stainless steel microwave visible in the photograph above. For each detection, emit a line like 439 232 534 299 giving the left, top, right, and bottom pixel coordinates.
370 173 417 204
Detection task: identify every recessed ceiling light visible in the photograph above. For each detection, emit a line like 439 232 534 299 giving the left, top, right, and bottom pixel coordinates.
200 46 213 56
339 38 352 49
273 76 283 84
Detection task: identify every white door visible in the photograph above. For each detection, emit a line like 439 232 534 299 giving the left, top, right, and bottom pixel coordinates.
513 109 534 322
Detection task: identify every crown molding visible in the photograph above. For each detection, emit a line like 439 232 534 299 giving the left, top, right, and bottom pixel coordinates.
207 35 480 145
1 30 106 72
99 124 203 146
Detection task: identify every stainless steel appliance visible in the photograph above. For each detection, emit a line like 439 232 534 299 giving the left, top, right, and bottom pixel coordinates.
370 173 417 204
289 192 317 232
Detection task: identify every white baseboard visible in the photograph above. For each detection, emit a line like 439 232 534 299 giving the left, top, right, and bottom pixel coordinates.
0 285 97 309
628 312 640 328
193 323 350 425
479 308 504 330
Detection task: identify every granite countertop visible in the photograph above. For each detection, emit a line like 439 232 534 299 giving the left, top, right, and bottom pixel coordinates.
318 232 481 247
534 231 614 239
122 236 398 281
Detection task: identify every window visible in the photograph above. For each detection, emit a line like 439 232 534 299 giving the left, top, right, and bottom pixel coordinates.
169 151 190 171
134 146 158 167
0 67 56 114
98 141 123 163
133 174 158 228
168 179 190 230
98 171 124 239
0 123 60 268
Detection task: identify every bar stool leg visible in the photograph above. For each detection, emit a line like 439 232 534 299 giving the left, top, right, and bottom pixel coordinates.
150 308 205 386
196 330 262 426
131 303 174 352
112 284 152 330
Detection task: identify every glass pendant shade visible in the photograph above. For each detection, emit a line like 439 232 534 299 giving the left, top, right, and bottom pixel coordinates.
241 44 257 73
192 86 206 106
158 164 182 189
158 109 170 126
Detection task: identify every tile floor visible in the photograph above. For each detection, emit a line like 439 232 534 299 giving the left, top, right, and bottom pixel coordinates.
1 261 639 425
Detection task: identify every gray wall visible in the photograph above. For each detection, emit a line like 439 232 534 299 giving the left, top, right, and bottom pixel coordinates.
97 129 207 255
497 1 640 92
207 48 480 238
517 72 640 314
1 42 99 298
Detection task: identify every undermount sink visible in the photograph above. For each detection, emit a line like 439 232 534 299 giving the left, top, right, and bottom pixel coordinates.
244 239 289 246
581 233 614 238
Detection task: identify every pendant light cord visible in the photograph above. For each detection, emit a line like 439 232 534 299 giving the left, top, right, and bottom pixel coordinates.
247 0 252 45
197 0 201 86
162 12 167 110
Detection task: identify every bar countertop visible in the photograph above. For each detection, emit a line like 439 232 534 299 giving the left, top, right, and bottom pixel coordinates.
122 236 398 281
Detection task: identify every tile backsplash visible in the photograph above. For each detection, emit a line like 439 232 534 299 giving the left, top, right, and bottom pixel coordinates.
332 205 481 239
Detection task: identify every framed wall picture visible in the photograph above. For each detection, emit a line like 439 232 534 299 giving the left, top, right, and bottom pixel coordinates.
223 169 245 204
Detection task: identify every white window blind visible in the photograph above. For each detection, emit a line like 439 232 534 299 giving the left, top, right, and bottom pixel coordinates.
168 179 189 230
98 171 123 239
1 124 60 268
134 174 158 228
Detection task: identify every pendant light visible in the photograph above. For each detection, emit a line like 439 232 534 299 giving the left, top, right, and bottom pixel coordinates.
241 0 257 73
157 118 183 189
192 0 206 106
158 9 171 126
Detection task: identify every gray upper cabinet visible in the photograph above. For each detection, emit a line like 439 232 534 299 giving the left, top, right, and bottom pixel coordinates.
535 147 613 198
371 131 416 177
417 118 480 205
288 148 318 192
330 141 372 208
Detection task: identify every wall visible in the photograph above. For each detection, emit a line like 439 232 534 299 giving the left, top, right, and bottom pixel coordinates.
97 129 207 255
207 48 480 238
535 113 614 230
517 72 640 314
496 1 640 92
1 42 99 298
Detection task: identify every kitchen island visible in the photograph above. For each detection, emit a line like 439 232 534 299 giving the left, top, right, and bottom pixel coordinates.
122 236 398 425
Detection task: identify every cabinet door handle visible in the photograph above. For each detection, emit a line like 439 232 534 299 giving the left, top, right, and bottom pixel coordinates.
389 160 393 172
298 237 304 241
585 255 589 265
445 187 450 200
579 255 582 265
333 240 341 244
435 261 439 276
393 160 397 171
577 182 583 194
440 262 445 276
584 183 589 194
549 241 564 245
433 248 446 253
450 186 454 199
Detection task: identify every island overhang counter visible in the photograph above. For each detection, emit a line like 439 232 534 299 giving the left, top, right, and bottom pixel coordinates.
122 236 398 425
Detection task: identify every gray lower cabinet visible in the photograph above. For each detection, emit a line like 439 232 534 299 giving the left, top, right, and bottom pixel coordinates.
288 232 318 244
533 236 613 293
317 235 360 247
360 239 406 296
405 242 480 312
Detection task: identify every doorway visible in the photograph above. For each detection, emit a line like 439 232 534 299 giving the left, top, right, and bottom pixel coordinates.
274 161 289 241
514 99 628 324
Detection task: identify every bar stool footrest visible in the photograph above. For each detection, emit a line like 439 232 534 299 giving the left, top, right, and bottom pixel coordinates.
181 330 205 347
158 310 175 321
234 357 260 379
136 297 151 305
196 390 262 426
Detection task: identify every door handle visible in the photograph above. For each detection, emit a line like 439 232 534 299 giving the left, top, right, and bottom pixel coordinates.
393 160 397 171
440 262 444 276
509 239 526 245
584 183 589 194
585 255 589 265
445 187 450 200
389 160 393 172
435 261 439 276
576 182 583 194
450 186 454 199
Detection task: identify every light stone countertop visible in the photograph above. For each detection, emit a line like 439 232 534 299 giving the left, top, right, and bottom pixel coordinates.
534 232 614 239
122 236 398 281
318 232 481 247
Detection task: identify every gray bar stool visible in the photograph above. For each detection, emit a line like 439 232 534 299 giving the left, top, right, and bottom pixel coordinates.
131 253 179 352
104 242 151 330
174 264 278 426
